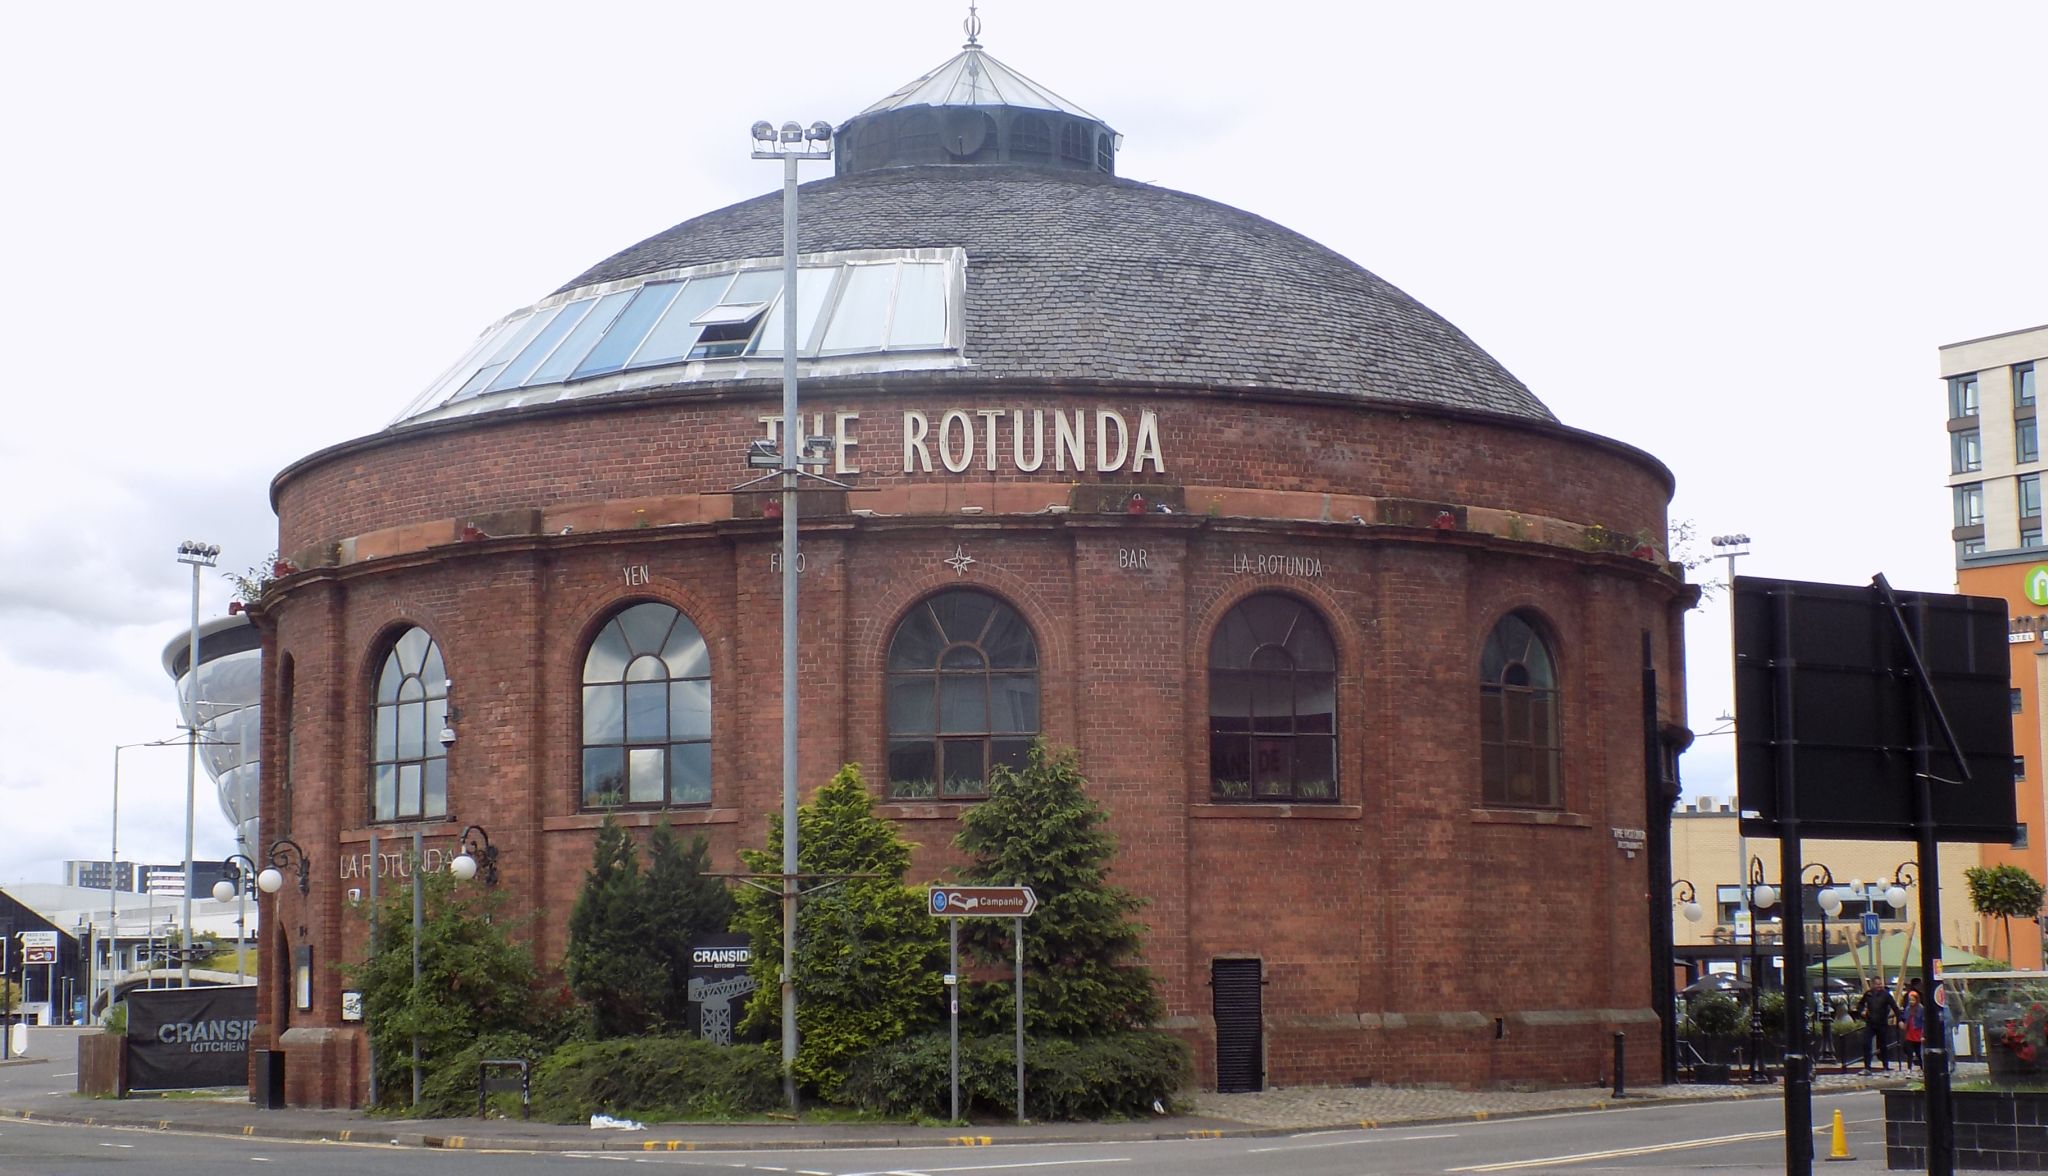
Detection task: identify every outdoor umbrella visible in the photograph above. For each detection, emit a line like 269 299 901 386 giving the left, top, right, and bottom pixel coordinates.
1806 934 2006 980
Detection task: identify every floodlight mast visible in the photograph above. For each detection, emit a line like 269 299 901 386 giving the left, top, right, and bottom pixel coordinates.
752 117 832 1114
174 540 220 988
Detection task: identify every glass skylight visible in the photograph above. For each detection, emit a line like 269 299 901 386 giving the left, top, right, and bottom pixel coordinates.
398 248 965 424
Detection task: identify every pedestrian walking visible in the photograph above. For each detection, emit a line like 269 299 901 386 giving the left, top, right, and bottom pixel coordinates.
1902 990 1926 1070
1857 978 1901 1071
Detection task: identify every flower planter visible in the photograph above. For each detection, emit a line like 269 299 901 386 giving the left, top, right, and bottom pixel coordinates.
1886 1088 2048 1170
1990 1047 2048 1085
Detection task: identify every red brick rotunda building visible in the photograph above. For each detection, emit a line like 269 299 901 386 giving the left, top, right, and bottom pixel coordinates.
253 38 1692 1105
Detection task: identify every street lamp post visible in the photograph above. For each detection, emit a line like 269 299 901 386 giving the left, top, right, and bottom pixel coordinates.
174 540 220 989
1668 879 1707 1077
751 114 833 1115
1802 863 1843 1067
108 737 182 1013
214 855 261 984
1744 855 1779 1082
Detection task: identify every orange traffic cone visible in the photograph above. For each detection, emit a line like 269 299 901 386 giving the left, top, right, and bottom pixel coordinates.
1824 1107 1854 1162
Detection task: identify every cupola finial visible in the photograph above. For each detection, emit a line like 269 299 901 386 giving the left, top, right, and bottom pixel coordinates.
963 2 982 48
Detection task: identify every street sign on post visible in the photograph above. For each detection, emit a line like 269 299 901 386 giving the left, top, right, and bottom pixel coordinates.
928 884 1038 1126
927 886 1038 918
1861 913 1882 938
21 932 58 966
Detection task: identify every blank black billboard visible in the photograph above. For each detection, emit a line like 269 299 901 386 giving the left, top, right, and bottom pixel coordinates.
1734 575 2018 842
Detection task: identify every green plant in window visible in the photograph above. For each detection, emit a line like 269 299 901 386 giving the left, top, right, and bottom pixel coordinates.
891 777 938 800
591 787 624 808
1294 778 1334 800
1212 778 1251 799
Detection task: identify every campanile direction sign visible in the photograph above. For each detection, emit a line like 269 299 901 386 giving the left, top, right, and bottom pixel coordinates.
927 885 1037 918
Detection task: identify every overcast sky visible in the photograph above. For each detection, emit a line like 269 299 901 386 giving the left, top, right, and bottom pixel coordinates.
2 1 2042 886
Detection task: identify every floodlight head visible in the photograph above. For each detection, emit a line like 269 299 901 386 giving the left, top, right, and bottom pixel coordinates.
751 120 776 142
780 120 803 143
806 121 833 142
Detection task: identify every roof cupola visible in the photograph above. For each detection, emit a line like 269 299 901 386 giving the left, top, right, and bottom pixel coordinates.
834 6 1119 177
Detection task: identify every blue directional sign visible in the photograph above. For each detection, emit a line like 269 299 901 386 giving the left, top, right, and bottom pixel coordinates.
1862 912 1882 937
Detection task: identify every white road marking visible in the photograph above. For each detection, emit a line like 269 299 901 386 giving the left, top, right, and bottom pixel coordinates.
842 1161 1129 1176
1445 1128 1787 1171
1247 1137 1382 1153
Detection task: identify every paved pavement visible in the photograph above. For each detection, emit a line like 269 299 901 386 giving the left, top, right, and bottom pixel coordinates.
0 1029 1934 1154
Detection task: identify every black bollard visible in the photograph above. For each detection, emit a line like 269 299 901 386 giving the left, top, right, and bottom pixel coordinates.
1613 1032 1626 1098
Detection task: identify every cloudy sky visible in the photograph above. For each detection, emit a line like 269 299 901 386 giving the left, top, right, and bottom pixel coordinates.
2 1 2042 886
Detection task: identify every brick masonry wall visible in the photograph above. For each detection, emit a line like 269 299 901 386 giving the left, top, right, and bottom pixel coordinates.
256 385 1687 1102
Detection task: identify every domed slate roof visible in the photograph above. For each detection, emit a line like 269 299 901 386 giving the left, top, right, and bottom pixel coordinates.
558 165 1554 423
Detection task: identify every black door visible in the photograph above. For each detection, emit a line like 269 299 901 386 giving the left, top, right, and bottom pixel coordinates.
1212 958 1263 1093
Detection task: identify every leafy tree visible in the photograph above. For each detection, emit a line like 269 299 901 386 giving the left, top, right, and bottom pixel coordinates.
1966 864 2046 964
565 817 665 1037
644 824 738 1027
734 763 946 1100
954 742 1162 1035
344 868 559 1110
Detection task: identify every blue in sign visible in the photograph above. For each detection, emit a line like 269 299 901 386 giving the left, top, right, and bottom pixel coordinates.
1862 912 1882 936
933 891 949 913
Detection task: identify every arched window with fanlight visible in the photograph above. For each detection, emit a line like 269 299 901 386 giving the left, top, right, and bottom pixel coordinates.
1479 611 1561 808
371 627 448 822
1207 594 1337 802
581 602 712 808
886 590 1039 799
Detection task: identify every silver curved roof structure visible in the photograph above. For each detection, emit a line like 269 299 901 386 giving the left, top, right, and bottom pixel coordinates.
162 614 261 856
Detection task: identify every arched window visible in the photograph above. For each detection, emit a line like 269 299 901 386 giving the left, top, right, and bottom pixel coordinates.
371 627 447 822
1479 612 1561 808
886 590 1038 799
581 602 711 808
1208 594 1337 801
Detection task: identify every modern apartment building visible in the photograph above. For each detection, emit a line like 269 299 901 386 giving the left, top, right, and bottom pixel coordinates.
1943 324 2048 968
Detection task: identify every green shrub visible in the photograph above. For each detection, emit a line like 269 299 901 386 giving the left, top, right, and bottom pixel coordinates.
530 1036 783 1122
411 1030 556 1118
843 1031 1189 1122
734 764 945 1101
1759 989 1785 1037
953 743 1163 1039
1687 991 1744 1038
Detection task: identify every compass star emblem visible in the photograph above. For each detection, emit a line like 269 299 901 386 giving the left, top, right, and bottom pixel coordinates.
944 545 977 576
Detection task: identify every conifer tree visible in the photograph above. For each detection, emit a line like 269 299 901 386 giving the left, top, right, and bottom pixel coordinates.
564 816 665 1037
734 763 945 1099
644 824 738 1026
955 741 1162 1036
